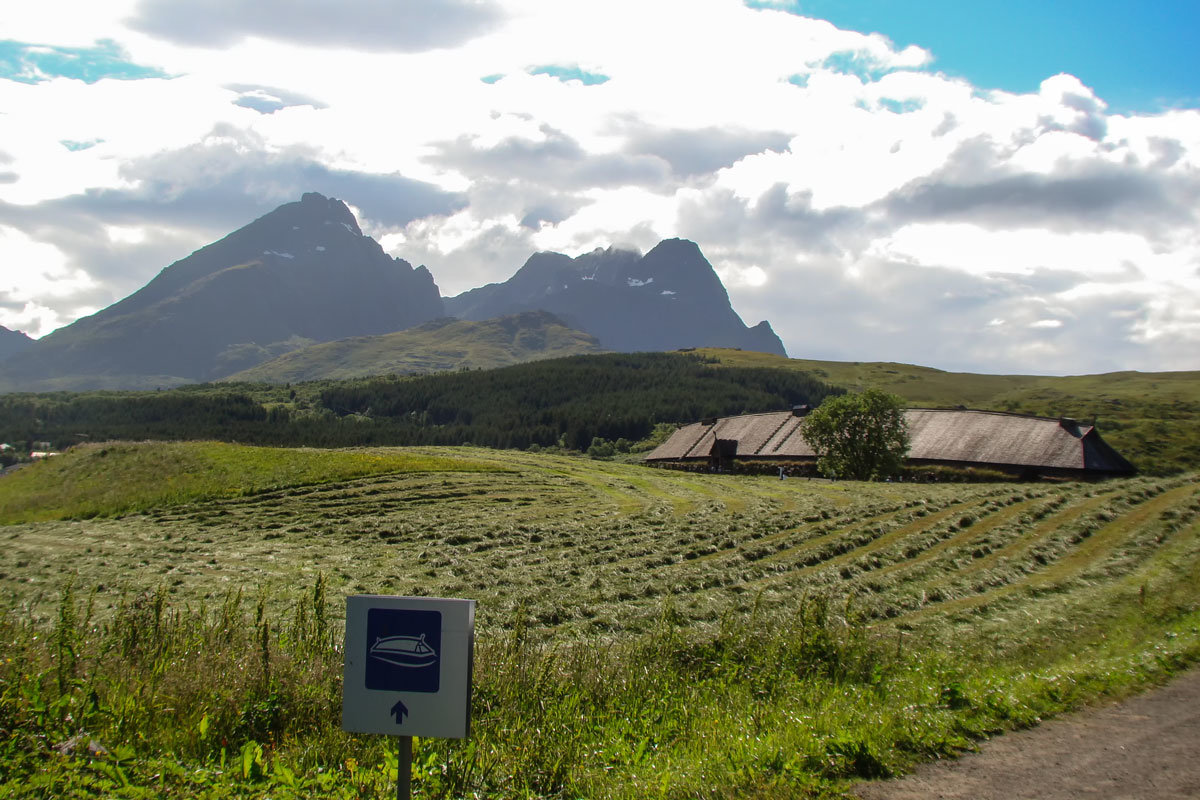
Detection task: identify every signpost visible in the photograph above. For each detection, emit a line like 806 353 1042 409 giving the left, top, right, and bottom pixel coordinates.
342 595 475 799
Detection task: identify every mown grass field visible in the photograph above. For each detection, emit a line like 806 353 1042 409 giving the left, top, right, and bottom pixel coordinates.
1 442 1198 798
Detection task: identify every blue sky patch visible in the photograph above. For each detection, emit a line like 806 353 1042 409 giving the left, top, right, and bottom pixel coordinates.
480 73 504 84
226 84 326 115
60 139 104 152
787 73 809 88
878 97 924 114
233 95 287 114
746 0 1199 112
822 50 888 83
528 65 610 86
0 39 167 84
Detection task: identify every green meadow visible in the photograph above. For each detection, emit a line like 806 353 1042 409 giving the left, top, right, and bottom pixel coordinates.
0 441 498 524
1 442 1198 798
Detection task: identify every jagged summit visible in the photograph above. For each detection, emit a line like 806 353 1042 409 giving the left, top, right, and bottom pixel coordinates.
0 194 444 389
299 191 361 234
0 195 785 391
105 193 369 318
444 238 786 356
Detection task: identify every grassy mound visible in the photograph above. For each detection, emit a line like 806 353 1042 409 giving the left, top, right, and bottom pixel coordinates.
0 441 502 524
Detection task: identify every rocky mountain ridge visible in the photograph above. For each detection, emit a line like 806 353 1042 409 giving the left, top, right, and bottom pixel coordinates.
446 239 784 355
0 193 785 390
0 193 444 390
0 327 34 362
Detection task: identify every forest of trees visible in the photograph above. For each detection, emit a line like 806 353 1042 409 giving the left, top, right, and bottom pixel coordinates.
0 353 841 452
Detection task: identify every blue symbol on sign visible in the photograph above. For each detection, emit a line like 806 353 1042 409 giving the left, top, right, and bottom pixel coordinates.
370 633 438 668
365 608 441 693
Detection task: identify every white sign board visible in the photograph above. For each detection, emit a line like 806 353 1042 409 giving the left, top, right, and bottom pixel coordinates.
342 595 475 739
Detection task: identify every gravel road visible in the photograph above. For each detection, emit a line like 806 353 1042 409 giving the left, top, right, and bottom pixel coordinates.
853 669 1200 800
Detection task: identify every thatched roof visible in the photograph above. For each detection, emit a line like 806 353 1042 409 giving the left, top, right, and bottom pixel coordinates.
645 408 1135 476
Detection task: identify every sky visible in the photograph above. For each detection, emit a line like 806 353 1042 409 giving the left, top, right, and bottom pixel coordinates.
1 0 1199 376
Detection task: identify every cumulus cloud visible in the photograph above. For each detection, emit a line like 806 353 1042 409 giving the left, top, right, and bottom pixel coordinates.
128 0 507 52
427 123 672 191
1 0 1198 372
881 143 1199 235
677 184 869 258
726 252 1158 375
393 215 541 297
668 109 1200 374
1037 74 1109 141
43 125 466 231
0 222 107 335
619 124 792 178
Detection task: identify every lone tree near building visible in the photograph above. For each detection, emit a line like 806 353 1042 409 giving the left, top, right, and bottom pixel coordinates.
803 389 910 480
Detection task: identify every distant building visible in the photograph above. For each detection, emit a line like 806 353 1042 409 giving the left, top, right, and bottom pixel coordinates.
645 407 1136 479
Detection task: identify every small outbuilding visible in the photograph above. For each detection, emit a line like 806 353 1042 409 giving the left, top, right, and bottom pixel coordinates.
645 407 1136 479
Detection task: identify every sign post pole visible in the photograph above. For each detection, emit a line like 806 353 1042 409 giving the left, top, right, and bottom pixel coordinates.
396 735 412 800
342 595 474 800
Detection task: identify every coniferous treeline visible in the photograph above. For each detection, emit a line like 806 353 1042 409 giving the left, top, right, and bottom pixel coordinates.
0 353 840 451
0 390 271 448
318 353 840 449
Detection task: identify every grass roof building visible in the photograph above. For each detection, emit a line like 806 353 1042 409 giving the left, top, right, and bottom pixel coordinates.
645 407 1136 479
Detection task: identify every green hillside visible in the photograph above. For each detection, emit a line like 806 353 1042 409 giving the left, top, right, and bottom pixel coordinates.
4 348 1198 473
0 440 501 524
0 352 840 453
224 311 605 382
696 349 1200 475
2 444 1198 798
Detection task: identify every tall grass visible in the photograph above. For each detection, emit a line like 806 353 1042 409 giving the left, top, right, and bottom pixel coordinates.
3 450 1199 797
0 583 901 798
3 570 1199 799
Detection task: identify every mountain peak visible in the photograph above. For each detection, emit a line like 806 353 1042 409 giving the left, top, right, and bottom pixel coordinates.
446 237 786 356
298 192 361 235
646 238 701 256
3 193 444 388
629 237 725 298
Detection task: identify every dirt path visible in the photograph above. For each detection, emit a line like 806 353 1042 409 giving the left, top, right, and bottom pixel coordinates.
853 669 1200 800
